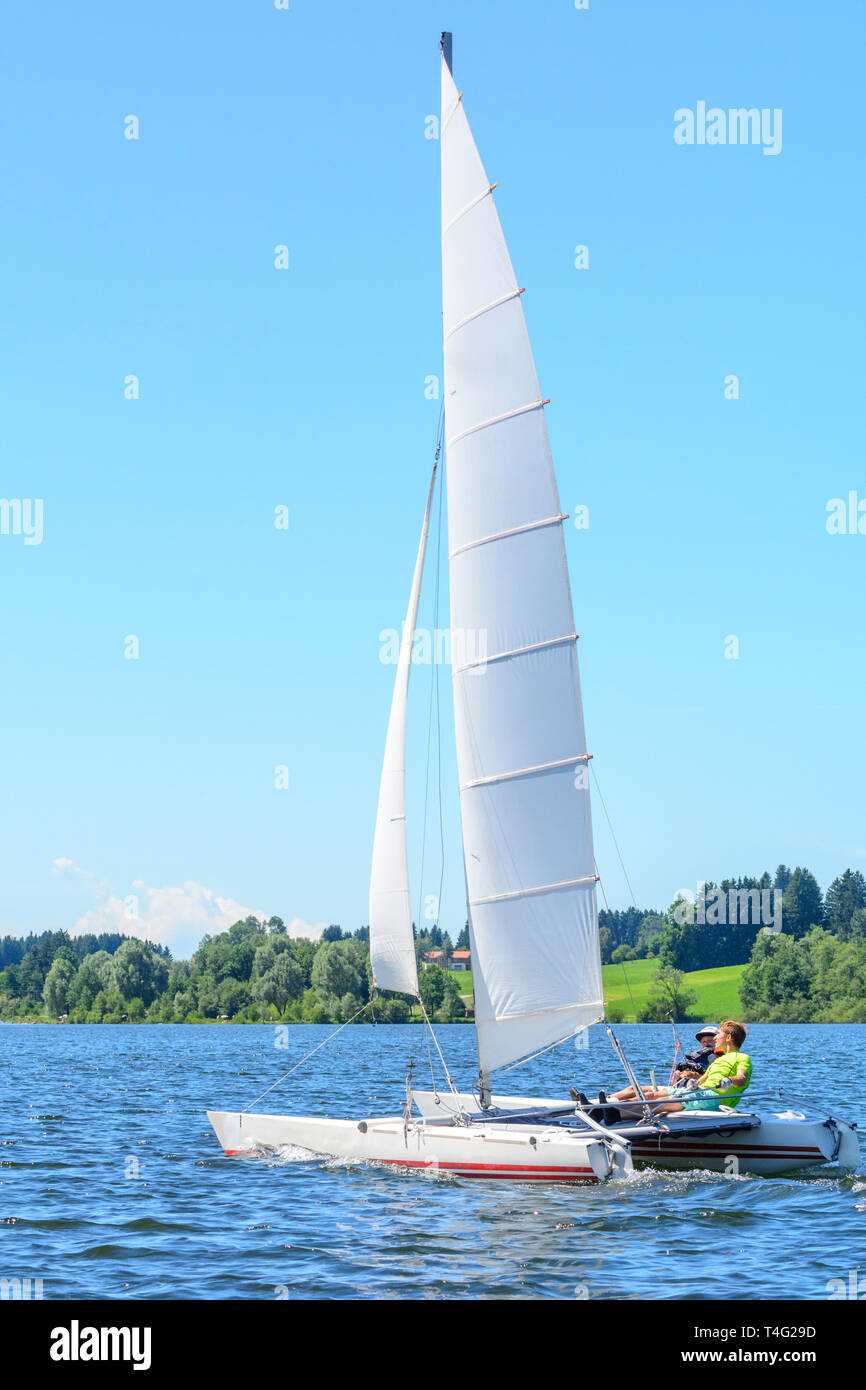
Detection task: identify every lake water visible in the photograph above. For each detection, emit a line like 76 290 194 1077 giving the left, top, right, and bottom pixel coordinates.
2 1022 864 1300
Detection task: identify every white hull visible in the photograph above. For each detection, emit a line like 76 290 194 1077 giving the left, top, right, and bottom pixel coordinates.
206 1108 630 1184
207 1087 858 1182
410 1091 860 1177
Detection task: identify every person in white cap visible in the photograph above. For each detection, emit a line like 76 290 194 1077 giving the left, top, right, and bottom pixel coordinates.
670 1025 718 1084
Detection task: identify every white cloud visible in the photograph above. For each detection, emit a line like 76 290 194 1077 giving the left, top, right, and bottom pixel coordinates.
286 917 328 942
73 880 264 956
52 857 108 895
52 857 329 958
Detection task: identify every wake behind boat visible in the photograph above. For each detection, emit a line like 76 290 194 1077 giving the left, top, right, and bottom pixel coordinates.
207 35 859 1185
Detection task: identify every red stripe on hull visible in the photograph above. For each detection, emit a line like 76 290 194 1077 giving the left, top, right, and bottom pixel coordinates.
375 1157 597 1179
632 1148 824 1161
223 1149 599 1180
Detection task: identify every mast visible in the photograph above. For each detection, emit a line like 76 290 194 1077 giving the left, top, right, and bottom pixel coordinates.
440 30 452 75
439 41 604 1090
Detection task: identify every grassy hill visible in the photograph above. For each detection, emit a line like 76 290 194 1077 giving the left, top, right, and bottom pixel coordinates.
429 961 744 1024
603 960 745 1022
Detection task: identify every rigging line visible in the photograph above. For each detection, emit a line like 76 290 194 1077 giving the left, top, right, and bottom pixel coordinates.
596 853 638 1017
433 425 446 934
589 761 638 909
241 1000 371 1114
589 767 644 1017
415 409 445 938
496 1019 603 1075
420 998 463 1105
422 1009 438 1096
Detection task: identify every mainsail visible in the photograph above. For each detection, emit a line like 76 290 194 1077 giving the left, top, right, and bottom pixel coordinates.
440 48 604 1079
368 469 437 997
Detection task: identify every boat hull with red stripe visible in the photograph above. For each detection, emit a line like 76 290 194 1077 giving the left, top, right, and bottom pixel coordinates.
205 1109 629 1183
411 1091 860 1177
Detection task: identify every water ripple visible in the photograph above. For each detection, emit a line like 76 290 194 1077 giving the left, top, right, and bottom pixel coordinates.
1 1022 863 1298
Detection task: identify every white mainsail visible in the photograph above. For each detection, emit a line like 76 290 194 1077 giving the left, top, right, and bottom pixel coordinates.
368 469 437 997
440 52 603 1078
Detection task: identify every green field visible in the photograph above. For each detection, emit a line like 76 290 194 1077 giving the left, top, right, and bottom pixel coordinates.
603 959 745 1022
418 961 743 1023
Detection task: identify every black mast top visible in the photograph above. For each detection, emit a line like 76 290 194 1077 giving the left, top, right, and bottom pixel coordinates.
441 31 452 74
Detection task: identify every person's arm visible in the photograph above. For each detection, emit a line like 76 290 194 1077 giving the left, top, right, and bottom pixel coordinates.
714 1069 748 1091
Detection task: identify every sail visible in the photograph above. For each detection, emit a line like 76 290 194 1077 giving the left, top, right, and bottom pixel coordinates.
440 54 603 1077
368 469 436 997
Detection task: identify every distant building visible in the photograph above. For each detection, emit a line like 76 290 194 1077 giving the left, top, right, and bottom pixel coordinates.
422 949 471 972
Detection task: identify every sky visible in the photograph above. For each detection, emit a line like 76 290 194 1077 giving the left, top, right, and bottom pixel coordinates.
1 0 864 960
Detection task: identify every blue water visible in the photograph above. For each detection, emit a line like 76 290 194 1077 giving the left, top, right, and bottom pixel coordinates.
2 1023 863 1300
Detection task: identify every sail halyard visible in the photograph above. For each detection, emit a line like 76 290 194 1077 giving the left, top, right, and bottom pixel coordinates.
368 468 437 997
440 52 604 1079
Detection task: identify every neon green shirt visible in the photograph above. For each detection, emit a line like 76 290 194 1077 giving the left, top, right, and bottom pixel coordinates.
699 1051 752 1106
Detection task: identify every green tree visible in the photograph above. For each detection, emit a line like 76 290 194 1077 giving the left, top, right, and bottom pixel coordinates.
218 977 251 1017
43 957 76 1017
251 935 294 978
781 868 823 939
291 938 317 985
824 869 866 940
739 931 814 1019
110 938 169 1005
638 964 696 1022
68 951 112 1011
440 975 466 1020
849 908 866 940
311 940 365 1011
636 913 666 956
381 998 410 1023
418 965 446 1014
338 991 364 1021
252 954 304 1014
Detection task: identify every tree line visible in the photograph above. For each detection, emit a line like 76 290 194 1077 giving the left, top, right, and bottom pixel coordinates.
0 918 470 1025
600 865 866 972
2 863 864 1024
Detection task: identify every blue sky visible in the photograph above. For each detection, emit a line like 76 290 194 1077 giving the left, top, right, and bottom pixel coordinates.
1 0 864 959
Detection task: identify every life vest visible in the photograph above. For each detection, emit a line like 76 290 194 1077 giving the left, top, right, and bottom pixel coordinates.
699 1051 752 1106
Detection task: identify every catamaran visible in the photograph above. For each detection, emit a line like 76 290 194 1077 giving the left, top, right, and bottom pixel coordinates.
207 36 859 1183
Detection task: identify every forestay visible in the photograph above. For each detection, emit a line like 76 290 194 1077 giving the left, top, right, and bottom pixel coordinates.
368 469 437 997
440 54 603 1077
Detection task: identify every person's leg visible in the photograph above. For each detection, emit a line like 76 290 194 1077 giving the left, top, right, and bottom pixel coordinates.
609 1086 670 1104
616 1097 684 1120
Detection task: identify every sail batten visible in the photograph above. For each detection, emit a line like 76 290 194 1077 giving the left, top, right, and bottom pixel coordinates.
441 56 603 1078
368 469 436 998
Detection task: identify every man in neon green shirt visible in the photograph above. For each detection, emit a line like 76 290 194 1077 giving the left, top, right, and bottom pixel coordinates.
686 1023 752 1109
610 1021 752 1114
